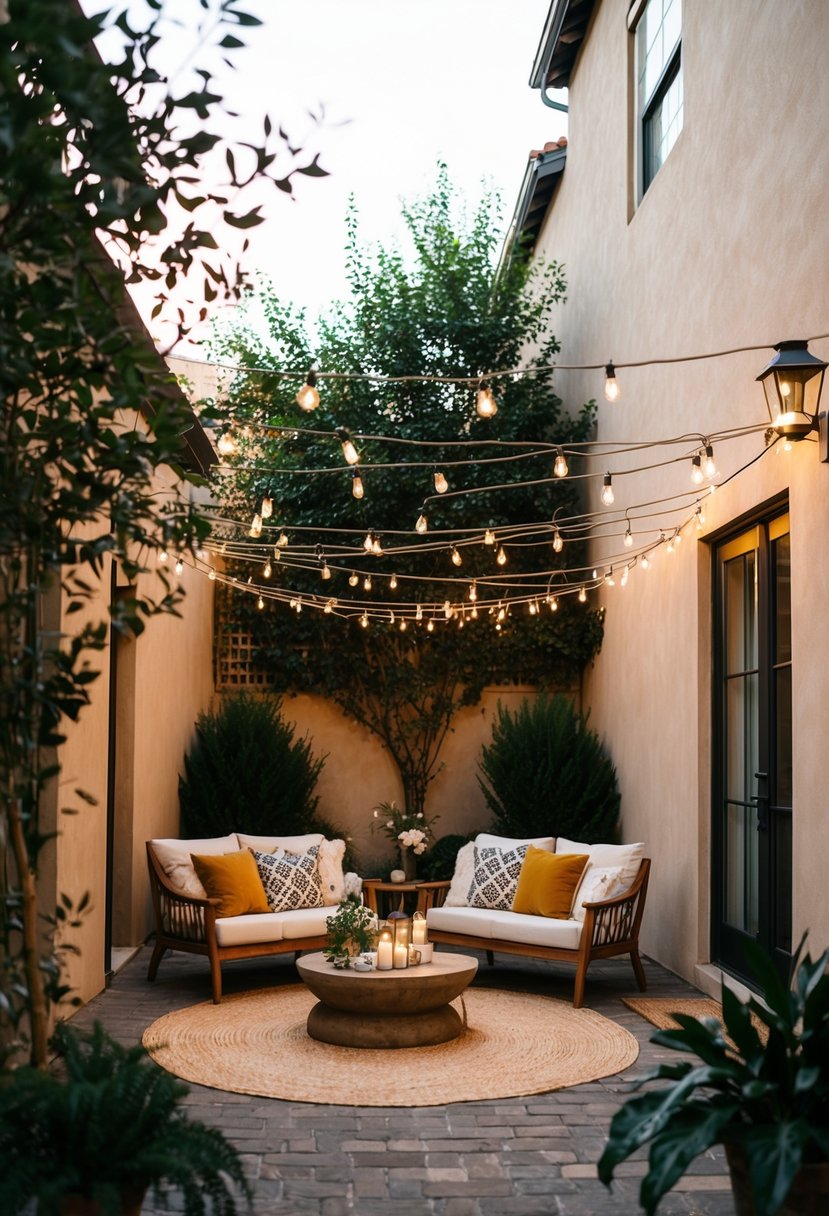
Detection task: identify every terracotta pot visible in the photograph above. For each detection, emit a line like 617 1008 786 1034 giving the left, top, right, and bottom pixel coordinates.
57 1183 147 1216
725 1144 829 1216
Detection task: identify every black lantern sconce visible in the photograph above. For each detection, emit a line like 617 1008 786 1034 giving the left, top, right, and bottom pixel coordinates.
756 339 826 446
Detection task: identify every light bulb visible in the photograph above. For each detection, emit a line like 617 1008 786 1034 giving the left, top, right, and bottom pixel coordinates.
434 470 448 494
496 546 507 566
364 531 374 552
324 600 334 614
371 535 383 556
276 531 288 548
553 448 569 478
529 601 537 615
451 546 462 567
624 524 633 548
389 610 395 624
352 471 364 499
691 455 704 485
158 548 168 565
217 429 237 457
399 618 407 631
415 513 428 534
249 513 263 538
605 569 615 586
674 530 682 545
426 619 434 632
497 604 506 622
208 568 216 581
475 386 497 417
363 575 372 591
348 571 359 587
621 565 629 587
257 595 265 610
321 562 331 581
550 596 558 611
260 496 273 519
578 586 587 603
273 548 281 562
641 554 650 570
295 600 302 613
553 527 564 553
360 613 369 628
600 473 614 506
174 557 184 576
416 603 423 621
604 361 620 402
468 582 477 602
484 528 496 546
703 444 716 478
342 438 359 465
295 371 320 412
471 606 478 619
667 538 674 553
263 559 272 579
389 574 398 590
443 601 452 619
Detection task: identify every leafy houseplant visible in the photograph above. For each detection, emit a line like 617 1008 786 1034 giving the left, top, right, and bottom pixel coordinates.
598 937 829 1216
478 694 620 843
0 1020 252 1216
325 896 378 967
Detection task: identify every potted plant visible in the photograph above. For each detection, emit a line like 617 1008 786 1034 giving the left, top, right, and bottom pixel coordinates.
598 935 829 1216
0 1020 252 1215
325 895 378 967
371 801 437 881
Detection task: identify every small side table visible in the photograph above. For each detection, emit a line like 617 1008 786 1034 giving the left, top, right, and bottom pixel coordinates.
362 878 447 917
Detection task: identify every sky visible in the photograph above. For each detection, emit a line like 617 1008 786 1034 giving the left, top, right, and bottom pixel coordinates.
92 0 566 348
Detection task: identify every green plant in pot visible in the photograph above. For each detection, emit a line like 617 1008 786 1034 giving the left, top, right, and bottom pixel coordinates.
325 895 378 967
0 1020 252 1215
598 936 829 1216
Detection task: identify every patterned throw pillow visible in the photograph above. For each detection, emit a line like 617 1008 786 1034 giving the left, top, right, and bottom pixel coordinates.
251 846 324 913
466 844 528 911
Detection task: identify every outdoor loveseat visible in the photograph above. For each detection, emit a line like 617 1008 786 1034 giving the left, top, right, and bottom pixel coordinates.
146 832 357 1002
418 834 650 1008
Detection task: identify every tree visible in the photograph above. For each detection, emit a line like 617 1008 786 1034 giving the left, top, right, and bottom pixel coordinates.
0 0 323 1066
207 169 604 823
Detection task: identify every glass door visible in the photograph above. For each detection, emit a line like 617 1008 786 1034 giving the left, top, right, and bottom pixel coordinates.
712 512 792 983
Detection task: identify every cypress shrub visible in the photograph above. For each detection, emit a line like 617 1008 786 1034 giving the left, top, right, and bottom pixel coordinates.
179 692 326 837
478 694 620 843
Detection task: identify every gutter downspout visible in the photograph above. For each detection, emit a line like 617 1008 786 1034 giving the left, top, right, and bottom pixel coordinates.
540 84 568 112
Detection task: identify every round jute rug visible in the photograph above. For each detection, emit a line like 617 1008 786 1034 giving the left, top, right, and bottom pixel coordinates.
143 985 639 1107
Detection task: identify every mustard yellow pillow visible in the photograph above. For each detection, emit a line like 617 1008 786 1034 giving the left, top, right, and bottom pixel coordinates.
512 847 589 919
191 850 270 918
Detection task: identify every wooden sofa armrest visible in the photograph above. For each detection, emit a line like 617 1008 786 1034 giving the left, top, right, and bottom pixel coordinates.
581 857 651 948
146 842 217 943
415 880 451 912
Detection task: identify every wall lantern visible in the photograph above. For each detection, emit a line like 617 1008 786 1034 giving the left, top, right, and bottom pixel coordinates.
756 339 826 442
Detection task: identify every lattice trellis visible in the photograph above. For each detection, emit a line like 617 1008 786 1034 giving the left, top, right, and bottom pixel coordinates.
215 582 269 688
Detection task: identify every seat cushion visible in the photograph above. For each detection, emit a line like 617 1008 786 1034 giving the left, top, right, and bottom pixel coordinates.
151 835 240 899
214 912 286 948
279 904 338 940
427 905 583 951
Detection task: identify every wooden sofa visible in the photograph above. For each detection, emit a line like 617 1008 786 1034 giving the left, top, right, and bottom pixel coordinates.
413 836 651 1008
146 834 350 1002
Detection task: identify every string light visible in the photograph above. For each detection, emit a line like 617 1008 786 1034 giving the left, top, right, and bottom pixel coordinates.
389 574 398 590
276 531 288 548
296 370 320 412
174 557 184 575
621 566 629 587
257 594 265 609
496 546 507 566
528 600 538 615
470 605 478 619
601 473 615 506
484 528 496 546
415 512 428 533
208 568 216 581
371 534 383 556
348 571 359 587
550 596 558 611
399 618 407 631
352 470 364 499
641 554 650 569
443 600 453 619
553 447 569 478
360 612 369 628
578 586 587 603
696 506 704 530
324 599 335 613
426 618 434 632
450 546 463 567
337 428 359 465
217 427 237 457
363 574 372 591
157 548 168 565
363 531 374 552
468 581 477 602
416 603 423 621
624 522 633 548
321 560 331 581
552 527 564 553
690 454 704 484
260 495 273 519
434 469 448 494
249 513 263 538
703 444 716 478
604 361 620 402
475 384 498 418
605 569 616 587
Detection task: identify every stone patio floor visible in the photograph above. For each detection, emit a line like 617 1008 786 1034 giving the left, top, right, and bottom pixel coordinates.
71 946 738 1215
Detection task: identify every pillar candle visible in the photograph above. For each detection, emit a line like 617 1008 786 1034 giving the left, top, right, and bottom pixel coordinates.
412 918 428 945
377 938 393 970
418 943 434 964
393 943 408 969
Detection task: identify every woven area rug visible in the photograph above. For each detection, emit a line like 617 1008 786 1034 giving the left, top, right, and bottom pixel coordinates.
143 985 639 1107
623 996 725 1029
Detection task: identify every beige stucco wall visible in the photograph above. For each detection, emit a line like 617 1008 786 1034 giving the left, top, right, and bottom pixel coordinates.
528 0 829 982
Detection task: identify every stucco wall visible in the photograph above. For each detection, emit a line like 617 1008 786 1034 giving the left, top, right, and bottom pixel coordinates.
528 0 829 981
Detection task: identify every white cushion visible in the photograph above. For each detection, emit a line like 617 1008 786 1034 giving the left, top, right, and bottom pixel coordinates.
427 905 583 950
445 841 476 907
475 833 555 852
556 837 645 890
467 844 528 910
318 839 347 903
279 904 338 940
252 846 323 912
572 865 628 922
151 835 239 899
214 911 285 948
236 832 324 853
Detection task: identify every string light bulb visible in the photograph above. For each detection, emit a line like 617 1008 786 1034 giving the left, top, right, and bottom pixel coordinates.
600 473 615 506
434 469 448 494
321 561 331 581
450 546 462 567
371 534 383 556
624 523 633 548
641 554 650 570
360 612 368 628
703 444 716 478
399 618 407 631
262 559 272 579
324 599 335 614
604 361 620 402
529 600 538 615
257 594 265 610
496 546 507 566
475 384 498 418
691 454 704 485
336 428 359 465
389 574 398 590
553 447 569 478
348 571 359 587
484 528 496 546
276 531 288 548
696 506 705 530
621 565 629 587
426 618 434 632
550 596 558 611
605 569 616 587
174 557 184 576
468 582 477 602
296 370 320 412
157 547 168 565
208 568 216 581
415 512 428 534
553 527 564 553
363 574 372 591
578 586 587 603
416 603 423 621
363 530 374 552
249 513 263 538
443 601 453 619
351 470 364 499
260 495 273 519
216 427 237 457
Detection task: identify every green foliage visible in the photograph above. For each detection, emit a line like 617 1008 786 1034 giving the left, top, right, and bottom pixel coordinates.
0 0 322 1064
208 169 604 820
0 1020 252 1215
418 833 478 882
179 692 326 837
598 936 829 1216
478 694 620 842
324 895 378 966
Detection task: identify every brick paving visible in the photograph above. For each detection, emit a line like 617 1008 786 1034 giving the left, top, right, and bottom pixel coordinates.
71 947 737 1215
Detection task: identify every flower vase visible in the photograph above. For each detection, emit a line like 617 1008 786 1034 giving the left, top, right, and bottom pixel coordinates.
402 849 417 882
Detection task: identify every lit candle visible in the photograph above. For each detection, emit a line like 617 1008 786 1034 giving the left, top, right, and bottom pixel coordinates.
412 915 428 946
393 944 408 969
377 935 393 971
418 943 434 965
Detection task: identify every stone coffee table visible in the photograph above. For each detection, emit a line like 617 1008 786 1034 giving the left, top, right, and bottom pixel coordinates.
296 951 478 1048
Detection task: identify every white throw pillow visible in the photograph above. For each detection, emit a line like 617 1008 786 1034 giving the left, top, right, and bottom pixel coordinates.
444 840 476 906
572 865 628 922
317 838 347 903
475 833 555 852
151 835 239 899
467 844 528 911
555 837 645 890
236 832 324 854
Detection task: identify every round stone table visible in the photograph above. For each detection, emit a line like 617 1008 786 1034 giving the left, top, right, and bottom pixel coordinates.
296 951 478 1048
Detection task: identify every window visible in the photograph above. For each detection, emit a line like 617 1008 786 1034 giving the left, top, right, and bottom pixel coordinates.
636 0 683 193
